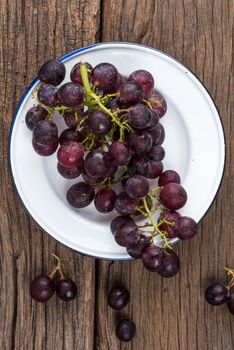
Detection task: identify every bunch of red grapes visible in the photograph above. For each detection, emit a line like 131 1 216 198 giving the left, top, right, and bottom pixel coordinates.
25 58 198 278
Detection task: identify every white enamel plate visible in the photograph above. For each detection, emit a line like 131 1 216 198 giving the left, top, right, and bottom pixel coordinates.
9 43 226 260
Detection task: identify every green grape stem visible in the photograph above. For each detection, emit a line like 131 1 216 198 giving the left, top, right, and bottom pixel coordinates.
224 267 234 289
142 197 172 250
80 62 131 142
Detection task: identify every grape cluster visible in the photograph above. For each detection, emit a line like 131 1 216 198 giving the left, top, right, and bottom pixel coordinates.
30 255 77 303
26 59 199 277
205 267 234 316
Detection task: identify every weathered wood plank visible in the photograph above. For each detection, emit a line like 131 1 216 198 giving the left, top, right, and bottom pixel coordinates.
0 1 100 349
96 1 234 349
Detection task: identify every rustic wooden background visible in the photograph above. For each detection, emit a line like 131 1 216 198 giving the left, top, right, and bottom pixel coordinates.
0 0 233 349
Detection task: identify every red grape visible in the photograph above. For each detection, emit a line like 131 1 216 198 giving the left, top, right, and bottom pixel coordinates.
57 163 82 179
38 84 60 107
32 139 58 156
30 275 55 302
115 192 138 216
129 69 154 98
158 210 181 238
87 110 111 137
119 81 144 107
125 175 149 199
109 141 131 166
59 128 81 145
129 131 153 155
159 183 187 210
114 225 140 248
157 250 180 278
149 90 167 118
146 145 165 162
58 82 84 107
142 246 164 272
70 62 93 85
84 149 111 177
127 103 152 129
57 141 84 168
173 216 198 240
127 234 151 259
38 59 66 86
25 106 48 130
148 123 165 145
93 63 118 90
94 188 116 213
116 319 136 342
108 286 130 310
205 283 229 305
67 182 95 208
110 215 136 235
158 170 181 186
56 279 77 301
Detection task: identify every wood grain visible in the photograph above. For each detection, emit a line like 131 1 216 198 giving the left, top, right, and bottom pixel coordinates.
96 1 234 349
0 0 233 349
0 1 100 349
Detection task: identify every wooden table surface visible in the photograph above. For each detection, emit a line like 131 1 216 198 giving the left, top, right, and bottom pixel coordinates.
1 1 233 349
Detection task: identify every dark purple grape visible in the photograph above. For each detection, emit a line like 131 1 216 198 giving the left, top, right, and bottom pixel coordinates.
205 283 229 305
129 70 154 98
142 246 164 272
173 216 198 240
128 155 148 177
125 175 149 199
84 149 110 177
64 110 85 129
145 110 159 129
127 234 151 259
94 188 116 213
38 59 66 86
82 170 100 184
108 286 130 310
56 278 77 301
119 81 144 107
33 119 58 144
106 163 118 178
59 128 81 145
146 145 165 162
109 141 131 166
127 103 152 129
57 163 82 179
38 84 60 107
32 139 58 156
25 106 48 130
227 296 234 315
30 275 55 302
116 319 136 342
159 183 187 210
148 123 165 145
158 170 181 187
67 182 95 208
32 119 58 156
129 156 163 179
114 225 140 248
145 161 163 179
57 141 84 168
110 215 136 235
158 210 181 238
106 97 120 110
129 131 153 155
58 82 84 107
157 250 180 278
149 90 167 118
93 63 118 90
115 192 138 216
70 62 93 85
87 110 111 137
